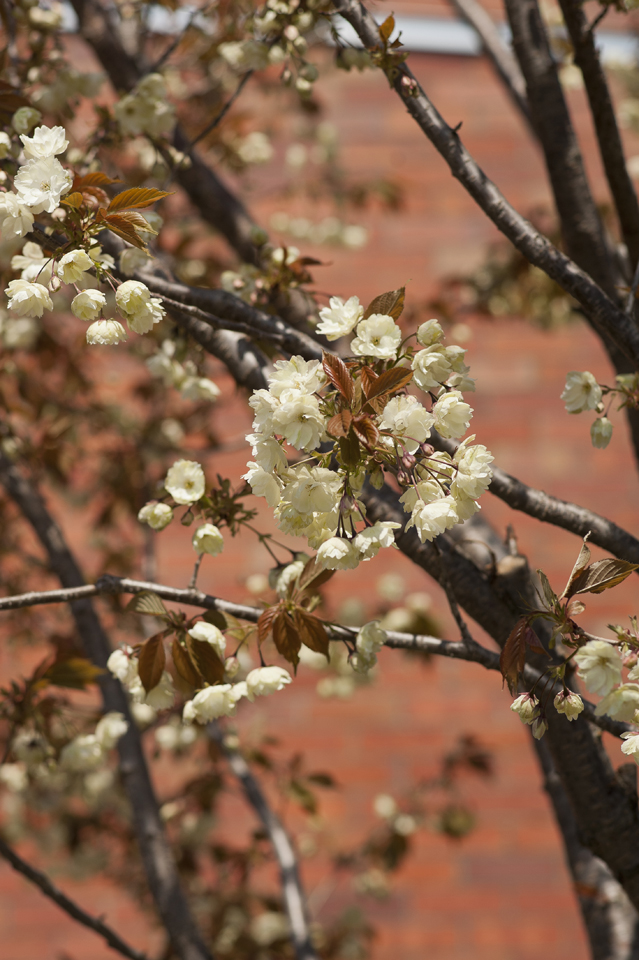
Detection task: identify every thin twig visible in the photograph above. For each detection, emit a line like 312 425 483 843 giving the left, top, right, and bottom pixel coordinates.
0 836 148 960
208 723 319 960
447 0 534 132
0 574 626 738
188 71 254 151
189 553 204 590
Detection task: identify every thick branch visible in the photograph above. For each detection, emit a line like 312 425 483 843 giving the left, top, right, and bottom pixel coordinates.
533 737 639 960
137 271 324 362
208 723 319 960
359 480 639 909
557 0 639 272
0 453 214 960
447 0 534 131
333 0 639 369
503 0 617 294
428 433 639 565
0 836 148 960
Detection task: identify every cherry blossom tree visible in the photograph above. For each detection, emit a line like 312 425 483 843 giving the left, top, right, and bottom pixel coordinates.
3 0 639 958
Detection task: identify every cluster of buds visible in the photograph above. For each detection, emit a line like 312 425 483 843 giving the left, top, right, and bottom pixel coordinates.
243 291 493 568
219 0 331 100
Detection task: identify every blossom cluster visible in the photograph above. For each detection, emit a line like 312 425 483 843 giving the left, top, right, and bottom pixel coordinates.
0 117 168 346
114 73 175 139
108 630 294 727
1 711 128 792
510 634 639 765
218 0 330 99
243 297 493 568
146 339 221 403
137 459 227 560
559 369 639 449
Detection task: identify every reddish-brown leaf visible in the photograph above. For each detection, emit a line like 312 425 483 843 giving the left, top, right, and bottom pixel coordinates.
363 286 405 320
172 635 202 686
352 414 380 449
560 535 592 600
103 214 148 250
327 409 353 438
79 185 110 210
272 611 302 668
499 618 528 695
569 558 639 596
138 632 167 693
322 353 354 405
257 604 282 645
360 366 379 398
42 657 104 690
61 192 84 209
73 171 121 189
108 187 171 212
186 635 226 685
296 555 336 595
365 366 413 402
293 607 330 660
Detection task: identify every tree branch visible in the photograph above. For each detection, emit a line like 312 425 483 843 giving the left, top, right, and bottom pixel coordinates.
359 479 639 909
208 723 319 960
532 737 639 960
557 0 639 273
0 453 214 960
428 432 639 565
0 836 148 960
333 0 639 369
447 0 534 132
503 0 617 294
0 574 627 738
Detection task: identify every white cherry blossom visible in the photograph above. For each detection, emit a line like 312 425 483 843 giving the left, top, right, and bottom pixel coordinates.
574 640 623 696
192 523 224 556
188 621 226 659
57 249 94 284
317 295 363 340
432 391 473 439
561 371 602 414
14 156 72 213
245 666 292 700
351 313 402 360
20 124 68 160
5 279 52 317
164 459 205 504
71 289 106 321
86 319 127 345
138 501 173 531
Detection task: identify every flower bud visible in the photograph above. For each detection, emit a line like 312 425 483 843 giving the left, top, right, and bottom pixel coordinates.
225 656 240 679
402 452 417 470
591 417 613 449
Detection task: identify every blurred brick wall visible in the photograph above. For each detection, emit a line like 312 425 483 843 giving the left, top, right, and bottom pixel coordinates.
4 47 639 960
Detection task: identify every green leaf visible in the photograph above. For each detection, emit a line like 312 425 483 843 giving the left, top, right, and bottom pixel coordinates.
537 569 558 610
138 632 167 692
126 591 168 617
203 609 228 630
42 658 104 690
